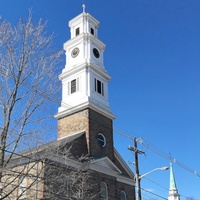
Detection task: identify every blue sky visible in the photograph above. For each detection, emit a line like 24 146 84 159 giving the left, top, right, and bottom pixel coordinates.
1 0 200 199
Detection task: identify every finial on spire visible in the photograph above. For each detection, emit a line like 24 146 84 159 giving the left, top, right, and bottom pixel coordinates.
82 4 86 13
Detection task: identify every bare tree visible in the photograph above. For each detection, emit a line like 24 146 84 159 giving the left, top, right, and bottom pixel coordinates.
0 12 98 200
0 12 62 199
42 143 98 200
1 139 99 199
43 161 98 200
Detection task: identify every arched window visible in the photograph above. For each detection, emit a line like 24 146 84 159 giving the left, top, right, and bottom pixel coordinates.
100 182 108 200
61 175 69 197
120 191 126 200
18 176 27 198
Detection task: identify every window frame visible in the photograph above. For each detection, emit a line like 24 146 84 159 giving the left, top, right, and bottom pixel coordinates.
120 191 127 200
94 78 104 96
75 27 80 36
100 182 108 200
91 28 94 35
97 133 106 147
68 78 79 95
18 176 27 199
71 79 76 94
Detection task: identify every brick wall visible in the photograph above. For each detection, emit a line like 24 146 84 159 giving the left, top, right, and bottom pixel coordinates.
92 171 135 200
58 109 89 139
43 159 135 200
57 108 114 160
2 162 44 200
88 108 114 161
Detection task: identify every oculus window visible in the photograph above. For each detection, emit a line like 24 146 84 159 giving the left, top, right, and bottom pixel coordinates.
97 133 106 147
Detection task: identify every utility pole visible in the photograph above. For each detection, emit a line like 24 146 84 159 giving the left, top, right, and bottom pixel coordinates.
128 138 145 200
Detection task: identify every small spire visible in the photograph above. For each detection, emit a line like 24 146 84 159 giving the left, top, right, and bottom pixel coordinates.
82 4 86 13
168 161 180 200
169 162 177 189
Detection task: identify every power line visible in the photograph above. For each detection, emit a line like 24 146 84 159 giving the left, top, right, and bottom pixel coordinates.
141 187 168 200
2 67 198 178
116 131 200 199
1 57 200 199
115 130 200 179
143 176 168 191
140 138 200 178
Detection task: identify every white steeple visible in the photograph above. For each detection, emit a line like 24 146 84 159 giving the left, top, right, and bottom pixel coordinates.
55 5 115 120
168 162 180 200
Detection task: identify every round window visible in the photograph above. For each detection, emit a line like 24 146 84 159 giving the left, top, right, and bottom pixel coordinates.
97 133 106 147
93 48 100 58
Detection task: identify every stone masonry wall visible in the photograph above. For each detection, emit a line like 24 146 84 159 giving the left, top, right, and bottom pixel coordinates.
88 109 114 161
93 171 135 200
57 109 89 139
2 162 44 200
57 108 114 160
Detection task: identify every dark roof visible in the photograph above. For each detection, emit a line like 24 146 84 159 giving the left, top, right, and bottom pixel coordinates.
9 132 85 161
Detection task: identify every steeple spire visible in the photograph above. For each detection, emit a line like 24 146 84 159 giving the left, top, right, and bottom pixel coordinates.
168 161 180 200
170 162 177 189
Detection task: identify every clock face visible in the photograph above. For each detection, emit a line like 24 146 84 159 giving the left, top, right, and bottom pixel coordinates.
71 47 79 58
93 48 100 58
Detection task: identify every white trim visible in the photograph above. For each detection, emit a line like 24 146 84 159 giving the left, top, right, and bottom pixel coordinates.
57 131 85 140
55 102 115 120
60 63 110 81
7 153 135 186
117 175 135 185
114 149 135 179
90 157 122 174
69 13 100 30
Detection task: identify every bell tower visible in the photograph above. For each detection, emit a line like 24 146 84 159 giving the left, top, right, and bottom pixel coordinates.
55 5 115 160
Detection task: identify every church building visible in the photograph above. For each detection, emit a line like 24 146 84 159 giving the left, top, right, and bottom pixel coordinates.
53 4 136 199
2 5 135 200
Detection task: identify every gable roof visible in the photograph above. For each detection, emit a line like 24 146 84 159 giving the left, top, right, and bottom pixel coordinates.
7 131 135 185
90 156 122 174
114 149 135 179
8 131 85 167
89 156 134 185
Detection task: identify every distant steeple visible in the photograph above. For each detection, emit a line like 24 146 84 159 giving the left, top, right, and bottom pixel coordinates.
168 161 180 200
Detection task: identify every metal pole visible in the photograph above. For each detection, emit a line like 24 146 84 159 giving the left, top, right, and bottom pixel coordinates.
134 138 142 200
